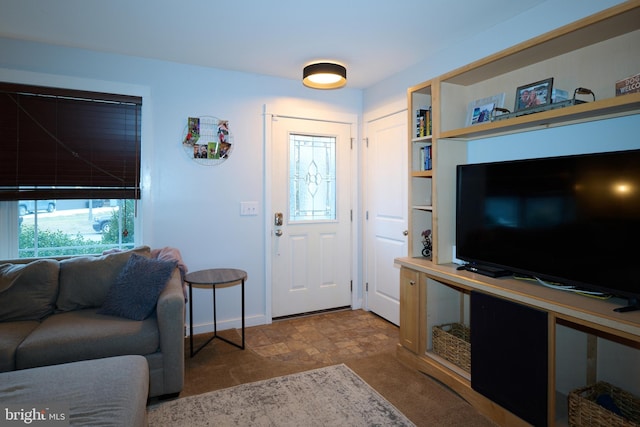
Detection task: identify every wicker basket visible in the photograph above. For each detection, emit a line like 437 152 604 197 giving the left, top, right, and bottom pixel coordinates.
432 323 470 372
568 381 640 426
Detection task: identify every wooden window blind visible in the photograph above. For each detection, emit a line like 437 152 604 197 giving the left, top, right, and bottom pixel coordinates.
0 83 142 200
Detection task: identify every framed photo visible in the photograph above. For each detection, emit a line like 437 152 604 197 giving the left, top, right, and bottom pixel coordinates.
514 78 553 112
465 93 506 126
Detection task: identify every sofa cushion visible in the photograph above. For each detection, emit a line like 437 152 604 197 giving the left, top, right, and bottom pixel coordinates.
0 356 149 427
0 321 40 372
98 253 177 320
56 246 150 312
15 308 159 370
0 259 59 322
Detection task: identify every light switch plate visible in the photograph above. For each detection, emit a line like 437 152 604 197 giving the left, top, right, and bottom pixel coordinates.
240 201 259 216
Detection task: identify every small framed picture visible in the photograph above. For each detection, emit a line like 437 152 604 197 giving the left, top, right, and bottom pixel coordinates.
465 93 506 127
514 78 553 112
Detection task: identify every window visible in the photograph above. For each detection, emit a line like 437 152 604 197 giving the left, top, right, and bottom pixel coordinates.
0 83 142 258
289 134 337 222
17 199 136 258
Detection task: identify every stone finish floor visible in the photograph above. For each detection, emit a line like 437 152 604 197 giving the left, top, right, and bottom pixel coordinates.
245 309 399 364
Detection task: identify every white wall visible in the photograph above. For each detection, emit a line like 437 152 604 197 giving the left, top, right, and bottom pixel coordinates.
0 0 634 335
363 0 627 117
0 37 362 332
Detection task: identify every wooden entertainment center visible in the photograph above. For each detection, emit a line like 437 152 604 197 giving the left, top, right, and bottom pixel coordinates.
396 258 640 426
398 2 640 426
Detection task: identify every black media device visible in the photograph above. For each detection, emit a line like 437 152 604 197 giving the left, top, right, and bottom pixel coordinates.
457 263 511 278
455 149 640 312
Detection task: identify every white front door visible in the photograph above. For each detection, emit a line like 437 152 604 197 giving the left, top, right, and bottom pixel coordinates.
270 115 352 318
364 111 408 325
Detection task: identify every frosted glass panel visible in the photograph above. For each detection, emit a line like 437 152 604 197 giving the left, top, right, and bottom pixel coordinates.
289 134 336 221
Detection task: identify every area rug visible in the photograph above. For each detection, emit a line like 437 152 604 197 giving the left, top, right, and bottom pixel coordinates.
147 364 415 426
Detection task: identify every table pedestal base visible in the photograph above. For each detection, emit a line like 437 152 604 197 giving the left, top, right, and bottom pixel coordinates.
186 269 246 358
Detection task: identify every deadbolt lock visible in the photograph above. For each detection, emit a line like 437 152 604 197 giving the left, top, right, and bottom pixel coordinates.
274 212 283 226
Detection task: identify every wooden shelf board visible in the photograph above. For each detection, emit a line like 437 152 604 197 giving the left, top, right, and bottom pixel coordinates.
412 205 432 211
441 93 640 140
395 257 640 342
412 135 432 143
411 170 433 178
425 350 471 381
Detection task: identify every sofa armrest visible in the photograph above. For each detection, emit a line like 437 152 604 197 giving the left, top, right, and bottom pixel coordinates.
155 267 185 394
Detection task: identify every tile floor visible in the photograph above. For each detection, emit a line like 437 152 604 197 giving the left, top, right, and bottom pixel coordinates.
245 309 400 365
181 309 496 426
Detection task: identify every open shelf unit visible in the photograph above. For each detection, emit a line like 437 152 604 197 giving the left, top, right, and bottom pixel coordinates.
407 81 434 259
400 2 640 426
441 92 640 140
397 259 640 426
406 1 640 264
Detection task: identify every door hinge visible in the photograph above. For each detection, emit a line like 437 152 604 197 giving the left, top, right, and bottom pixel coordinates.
365 282 369 292
350 137 354 149
364 137 369 147
350 280 353 292
350 209 353 221
366 211 369 220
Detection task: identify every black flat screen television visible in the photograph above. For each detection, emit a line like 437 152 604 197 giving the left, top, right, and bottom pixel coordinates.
456 149 640 309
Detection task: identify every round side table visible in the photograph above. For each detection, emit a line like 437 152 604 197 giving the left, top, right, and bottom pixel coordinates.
184 268 246 357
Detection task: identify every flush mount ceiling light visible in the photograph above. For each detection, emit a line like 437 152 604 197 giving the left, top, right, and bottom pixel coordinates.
303 62 347 89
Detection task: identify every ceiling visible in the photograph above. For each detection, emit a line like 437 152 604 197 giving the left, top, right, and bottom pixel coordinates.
0 0 548 89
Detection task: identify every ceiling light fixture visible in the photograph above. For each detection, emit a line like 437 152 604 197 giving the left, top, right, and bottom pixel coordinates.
302 62 347 89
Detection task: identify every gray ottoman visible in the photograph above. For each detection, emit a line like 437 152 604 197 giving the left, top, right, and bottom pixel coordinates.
0 355 149 426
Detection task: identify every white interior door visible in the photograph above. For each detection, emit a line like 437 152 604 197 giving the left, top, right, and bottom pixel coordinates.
271 116 352 318
364 111 407 325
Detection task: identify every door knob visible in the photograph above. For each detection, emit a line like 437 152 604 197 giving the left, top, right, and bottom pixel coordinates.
275 229 283 237
403 230 409 236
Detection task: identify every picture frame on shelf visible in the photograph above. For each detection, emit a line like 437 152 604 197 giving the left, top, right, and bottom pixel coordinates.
514 78 553 112
465 93 505 126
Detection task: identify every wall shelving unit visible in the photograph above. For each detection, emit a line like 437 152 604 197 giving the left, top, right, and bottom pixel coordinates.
399 2 640 425
407 81 434 260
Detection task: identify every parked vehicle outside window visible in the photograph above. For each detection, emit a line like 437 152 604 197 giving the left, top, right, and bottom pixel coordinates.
15 199 135 258
92 215 112 233
18 200 56 216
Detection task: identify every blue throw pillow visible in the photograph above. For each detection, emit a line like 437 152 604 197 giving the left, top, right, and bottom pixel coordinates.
98 253 177 320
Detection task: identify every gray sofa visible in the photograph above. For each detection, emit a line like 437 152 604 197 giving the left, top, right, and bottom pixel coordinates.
0 246 185 399
0 355 150 427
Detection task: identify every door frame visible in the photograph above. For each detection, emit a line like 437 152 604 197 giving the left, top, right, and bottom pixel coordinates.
263 104 360 323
